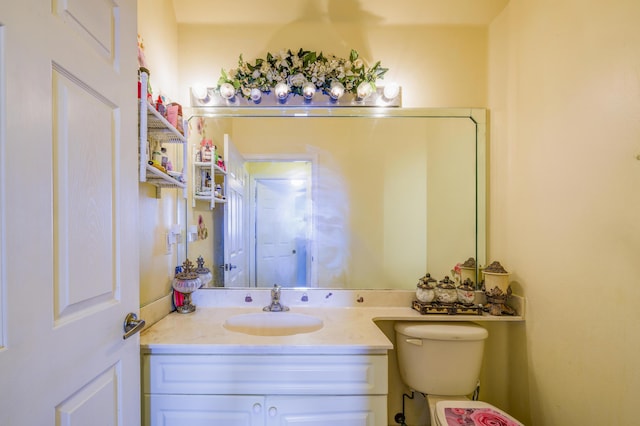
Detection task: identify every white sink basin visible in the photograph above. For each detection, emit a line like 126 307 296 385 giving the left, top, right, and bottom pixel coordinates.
223 312 323 336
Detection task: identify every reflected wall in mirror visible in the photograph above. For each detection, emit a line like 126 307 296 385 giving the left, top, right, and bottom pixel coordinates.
186 109 486 290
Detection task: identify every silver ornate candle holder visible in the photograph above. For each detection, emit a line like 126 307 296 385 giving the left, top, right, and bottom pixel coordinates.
172 259 202 314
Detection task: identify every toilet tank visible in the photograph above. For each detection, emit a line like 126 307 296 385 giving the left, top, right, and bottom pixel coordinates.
394 322 488 396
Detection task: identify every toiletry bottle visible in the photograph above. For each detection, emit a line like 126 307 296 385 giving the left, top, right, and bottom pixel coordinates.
161 147 168 168
155 95 165 116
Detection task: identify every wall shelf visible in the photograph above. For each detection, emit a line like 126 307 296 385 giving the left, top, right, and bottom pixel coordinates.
192 159 227 209
139 71 187 197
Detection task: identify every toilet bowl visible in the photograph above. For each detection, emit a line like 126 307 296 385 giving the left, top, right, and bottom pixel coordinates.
394 322 523 426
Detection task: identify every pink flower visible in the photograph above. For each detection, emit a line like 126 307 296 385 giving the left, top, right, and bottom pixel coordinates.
445 408 473 425
470 408 518 426
452 263 462 280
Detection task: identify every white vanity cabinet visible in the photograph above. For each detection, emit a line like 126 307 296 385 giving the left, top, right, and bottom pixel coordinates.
142 353 388 426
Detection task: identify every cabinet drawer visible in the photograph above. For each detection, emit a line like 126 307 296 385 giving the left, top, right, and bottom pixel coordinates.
143 354 388 395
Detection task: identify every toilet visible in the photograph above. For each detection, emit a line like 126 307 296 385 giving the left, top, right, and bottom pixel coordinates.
394 322 523 426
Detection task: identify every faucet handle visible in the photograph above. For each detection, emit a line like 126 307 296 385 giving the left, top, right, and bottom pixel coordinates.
264 284 288 311
271 284 281 301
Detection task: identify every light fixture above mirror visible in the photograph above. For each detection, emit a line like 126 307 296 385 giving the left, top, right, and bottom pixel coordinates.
191 48 402 107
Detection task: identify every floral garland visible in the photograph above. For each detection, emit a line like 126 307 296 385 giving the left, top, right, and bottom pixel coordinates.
217 48 388 99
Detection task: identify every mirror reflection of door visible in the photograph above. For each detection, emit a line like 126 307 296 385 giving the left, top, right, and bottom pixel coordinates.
248 161 313 288
223 134 247 286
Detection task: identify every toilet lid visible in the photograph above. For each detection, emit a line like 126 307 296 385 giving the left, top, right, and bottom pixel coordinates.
435 400 524 426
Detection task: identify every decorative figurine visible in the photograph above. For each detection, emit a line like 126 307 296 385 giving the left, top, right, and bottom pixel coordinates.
195 256 213 288
435 276 457 304
482 261 516 316
416 273 437 303
459 257 477 284
457 278 476 305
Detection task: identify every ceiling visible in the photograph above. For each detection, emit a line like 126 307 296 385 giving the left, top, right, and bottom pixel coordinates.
171 0 509 26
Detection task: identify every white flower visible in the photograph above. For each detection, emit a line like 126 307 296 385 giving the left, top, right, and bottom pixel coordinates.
289 73 306 87
219 49 387 99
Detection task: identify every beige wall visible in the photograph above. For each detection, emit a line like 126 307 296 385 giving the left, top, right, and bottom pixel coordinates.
176 23 487 108
138 0 184 307
488 1 640 425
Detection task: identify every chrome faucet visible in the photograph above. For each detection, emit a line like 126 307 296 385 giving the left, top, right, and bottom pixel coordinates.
263 284 289 312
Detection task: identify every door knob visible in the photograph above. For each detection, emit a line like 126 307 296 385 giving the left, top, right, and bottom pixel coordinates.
123 312 146 340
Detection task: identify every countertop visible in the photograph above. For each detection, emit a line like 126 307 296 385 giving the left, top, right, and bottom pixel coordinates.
140 292 525 356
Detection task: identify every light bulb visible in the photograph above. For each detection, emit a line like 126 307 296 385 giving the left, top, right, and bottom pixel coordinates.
329 81 345 100
302 82 316 100
356 81 374 100
192 84 209 100
383 82 400 100
274 82 290 101
219 82 236 100
250 88 262 102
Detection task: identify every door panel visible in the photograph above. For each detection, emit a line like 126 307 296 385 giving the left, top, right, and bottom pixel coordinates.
0 1 139 424
53 66 117 323
255 179 308 287
53 0 117 60
256 180 296 286
224 134 247 286
266 395 386 426
55 364 121 426
145 395 262 426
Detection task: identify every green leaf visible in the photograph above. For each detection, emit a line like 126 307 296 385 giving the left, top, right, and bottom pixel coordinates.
216 48 389 96
302 51 317 67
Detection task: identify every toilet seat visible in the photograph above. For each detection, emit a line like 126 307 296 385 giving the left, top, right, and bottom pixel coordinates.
434 400 524 426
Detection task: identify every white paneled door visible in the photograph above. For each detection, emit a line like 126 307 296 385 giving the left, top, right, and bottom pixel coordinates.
0 1 140 425
255 179 305 287
223 134 247 287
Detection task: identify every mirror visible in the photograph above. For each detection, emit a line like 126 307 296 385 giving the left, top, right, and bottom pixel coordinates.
186 108 486 290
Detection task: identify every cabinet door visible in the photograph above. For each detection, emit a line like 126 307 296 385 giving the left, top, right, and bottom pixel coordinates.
145 394 263 426
265 395 387 426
